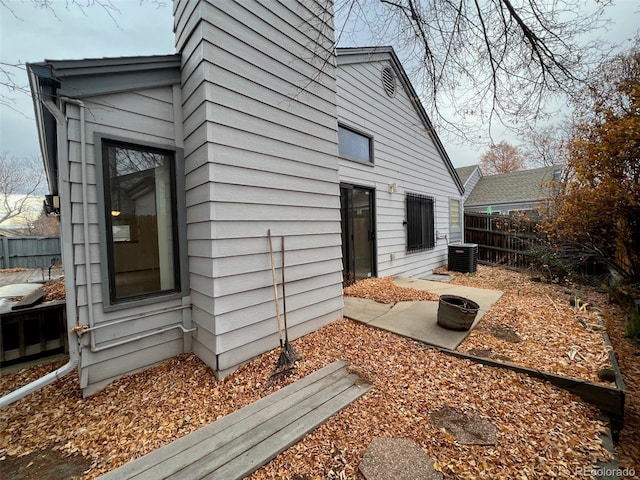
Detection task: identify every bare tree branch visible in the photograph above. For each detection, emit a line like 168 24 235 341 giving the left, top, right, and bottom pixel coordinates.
0 153 45 227
336 0 616 141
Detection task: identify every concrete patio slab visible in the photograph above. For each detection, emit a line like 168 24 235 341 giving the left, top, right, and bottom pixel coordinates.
343 296 395 324
0 270 35 287
344 277 503 350
0 268 65 314
367 301 462 350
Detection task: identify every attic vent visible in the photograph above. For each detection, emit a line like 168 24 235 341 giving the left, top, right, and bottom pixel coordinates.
381 66 396 97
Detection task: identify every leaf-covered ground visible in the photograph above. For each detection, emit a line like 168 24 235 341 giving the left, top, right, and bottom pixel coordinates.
345 267 613 384
1 266 637 479
41 278 66 301
446 266 614 384
344 276 439 303
0 322 612 479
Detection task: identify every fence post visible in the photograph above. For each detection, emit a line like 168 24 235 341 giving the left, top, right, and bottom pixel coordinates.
1 237 9 269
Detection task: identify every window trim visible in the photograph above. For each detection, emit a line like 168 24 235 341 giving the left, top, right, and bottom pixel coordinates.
95 133 188 312
337 123 374 165
405 192 435 252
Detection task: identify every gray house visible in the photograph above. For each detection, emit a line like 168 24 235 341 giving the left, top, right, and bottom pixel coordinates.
463 166 562 215
27 0 462 396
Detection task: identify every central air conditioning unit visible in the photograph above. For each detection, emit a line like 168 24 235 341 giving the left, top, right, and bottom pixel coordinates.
448 243 478 273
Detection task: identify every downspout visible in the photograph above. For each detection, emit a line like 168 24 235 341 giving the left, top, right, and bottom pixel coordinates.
0 361 78 409
172 83 192 354
0 95 78 409
59 97 97 350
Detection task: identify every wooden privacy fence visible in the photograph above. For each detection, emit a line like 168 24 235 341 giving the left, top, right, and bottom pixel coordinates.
464 213 541 269
0 236 61 269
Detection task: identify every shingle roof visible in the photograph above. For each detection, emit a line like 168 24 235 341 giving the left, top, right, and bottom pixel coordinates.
465 166 561 206
455 165 479 185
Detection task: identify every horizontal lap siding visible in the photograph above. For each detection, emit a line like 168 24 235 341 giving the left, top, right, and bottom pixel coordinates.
65 87 187 396
177 0 342 375
337 60 462 279
463 167 482 203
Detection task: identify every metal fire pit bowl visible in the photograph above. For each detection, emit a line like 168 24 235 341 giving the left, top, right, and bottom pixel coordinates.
437 295 480 331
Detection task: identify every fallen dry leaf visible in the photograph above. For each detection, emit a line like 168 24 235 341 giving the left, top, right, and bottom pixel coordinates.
0 268 30 273
1 265 637 480
41 278 65 301
343 276 439 303
443 266 614 385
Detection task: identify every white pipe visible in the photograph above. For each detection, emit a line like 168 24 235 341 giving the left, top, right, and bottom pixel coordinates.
80 305 190 333
0 359 79 409
89 324 196 353
0 95 79 409
60 97 96 351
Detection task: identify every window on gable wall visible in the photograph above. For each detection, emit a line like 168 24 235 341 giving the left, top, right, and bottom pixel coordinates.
450 199 460 228
100 139 181 304
406 193 435 252
338 124 373 164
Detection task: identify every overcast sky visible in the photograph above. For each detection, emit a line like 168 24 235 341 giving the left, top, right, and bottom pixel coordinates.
1 0 638 169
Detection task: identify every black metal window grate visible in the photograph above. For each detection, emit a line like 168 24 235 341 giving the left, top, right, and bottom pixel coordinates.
406 193 435 252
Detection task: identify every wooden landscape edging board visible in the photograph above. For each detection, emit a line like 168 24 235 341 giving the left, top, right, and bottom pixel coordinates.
435 346 626 434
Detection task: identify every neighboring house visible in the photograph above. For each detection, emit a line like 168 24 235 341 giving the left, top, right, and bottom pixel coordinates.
463 166 562 215
26 0 462 396
455 165 482 204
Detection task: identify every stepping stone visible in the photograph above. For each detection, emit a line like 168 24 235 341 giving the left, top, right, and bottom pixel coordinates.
359 438 443 480
430 406 497 445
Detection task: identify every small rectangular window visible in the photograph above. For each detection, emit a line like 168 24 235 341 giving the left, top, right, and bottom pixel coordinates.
102 140 180 303
450 199 460 228
338 125 373 163
406 193 435 252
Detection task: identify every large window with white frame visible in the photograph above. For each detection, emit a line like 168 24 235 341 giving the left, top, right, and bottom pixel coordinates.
406 193 435 252
99 138 182 304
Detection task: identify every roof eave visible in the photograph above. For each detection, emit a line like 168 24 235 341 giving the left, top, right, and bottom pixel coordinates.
26 54 182 195
27 63 59 196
